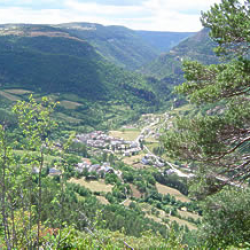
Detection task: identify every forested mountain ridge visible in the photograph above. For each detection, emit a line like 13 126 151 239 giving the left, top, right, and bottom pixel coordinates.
136 30 195 53
56 22 160 70
0 24 219 130
0 24 172 130
141 28 218 82
0 24 216 130
56 23 195 70
0 29 150 100
0 23 195 72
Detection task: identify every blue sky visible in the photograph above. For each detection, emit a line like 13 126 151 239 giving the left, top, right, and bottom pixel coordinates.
0 0 221 31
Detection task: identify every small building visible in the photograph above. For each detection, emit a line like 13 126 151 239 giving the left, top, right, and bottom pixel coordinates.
82 158 92 165
124 151 131 157
165 169 175 175
86 140 95 147
130 141 139 148
156 161 165 167
141 157 149 165
110 141 122 149
32 167 39 174
131 147 141 155
103 149 113 153
102 162 110 167
155 133 161 139
94 140 105 148
89 164 101 172
100 166 114 173
49 168 62 176
76 162 90 172
54 142 62 148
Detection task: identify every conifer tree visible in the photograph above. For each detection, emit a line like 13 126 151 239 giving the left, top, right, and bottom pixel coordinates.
164 0 250 196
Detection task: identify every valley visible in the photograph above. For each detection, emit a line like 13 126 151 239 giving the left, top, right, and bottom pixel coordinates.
1 1 249 246
0 83 201 239
66 110 202 231
0 23 201 242
59 106 201 231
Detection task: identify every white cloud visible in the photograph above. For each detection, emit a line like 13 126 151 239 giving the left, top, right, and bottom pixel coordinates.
144 0 221 12
0 7 112 25
0 0 222 31
64 0 147 15
138 0 222 31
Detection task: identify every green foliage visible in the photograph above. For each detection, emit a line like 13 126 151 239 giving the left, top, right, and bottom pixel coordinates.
0 97 193 248
100 204 168 237
0 96 60 248
0 27 172 130
201 0 250 57
154 172 189 196
44 226 185 249
0 108 17 126
164 0 250 193
141 28 218 80
57 23 159 70
199 187 250 248
105 173 120 185
122 171 134 182
164 0 250 247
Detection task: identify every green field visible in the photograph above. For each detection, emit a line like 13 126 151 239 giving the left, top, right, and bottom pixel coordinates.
156 182 190 202
109 130 140 141
69 178 114 193
59 100 82 109
140 202 197 230
4 89 33 95
0 91 20 101
13 150 61 164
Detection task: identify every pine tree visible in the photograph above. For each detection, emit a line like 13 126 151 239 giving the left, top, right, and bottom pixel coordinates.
164 0 250 196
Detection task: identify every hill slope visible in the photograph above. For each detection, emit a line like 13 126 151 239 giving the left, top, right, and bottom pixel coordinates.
141 28 218 82
136 30 195 53
56 23 160 70
0 24 168 130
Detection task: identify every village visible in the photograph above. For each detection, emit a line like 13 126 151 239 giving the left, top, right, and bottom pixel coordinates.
71 113 169 176
38 112 191 179
75 130 142 156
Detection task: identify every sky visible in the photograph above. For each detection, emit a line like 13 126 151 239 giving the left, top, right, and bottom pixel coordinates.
0 0 221 32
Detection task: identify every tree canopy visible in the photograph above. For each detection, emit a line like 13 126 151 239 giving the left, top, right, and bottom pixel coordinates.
163 1 250 246
164 0 250 196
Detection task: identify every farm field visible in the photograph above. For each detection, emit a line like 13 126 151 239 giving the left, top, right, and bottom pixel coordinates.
140 203 197 230
168 216 197 230
129 184 142 198
156 182 190 202
69 178 114 193
96 196 110 205
4 89 32 95
13 150 61 164
178 210 201 220
59 100 82 109
123 153 146 165
109 130 140 141
0 91 20 101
